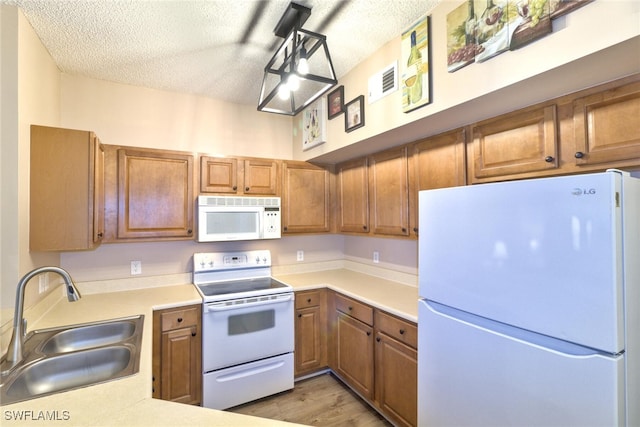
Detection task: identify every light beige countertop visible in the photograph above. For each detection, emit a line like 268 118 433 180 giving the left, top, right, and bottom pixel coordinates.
1 267 417 426
1 284 304 427
274 269 419 323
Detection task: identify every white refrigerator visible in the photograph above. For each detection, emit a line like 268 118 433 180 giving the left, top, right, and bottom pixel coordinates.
418 170 639 427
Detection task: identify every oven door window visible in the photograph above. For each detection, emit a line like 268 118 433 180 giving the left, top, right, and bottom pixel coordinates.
228 309 275 335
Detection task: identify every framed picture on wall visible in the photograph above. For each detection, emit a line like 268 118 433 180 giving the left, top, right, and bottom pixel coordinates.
327 85 345 119
401 14 432 113
302 97 327 151
345 95 365 133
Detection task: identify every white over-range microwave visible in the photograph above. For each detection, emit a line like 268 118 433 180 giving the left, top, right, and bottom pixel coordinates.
197 195 281 242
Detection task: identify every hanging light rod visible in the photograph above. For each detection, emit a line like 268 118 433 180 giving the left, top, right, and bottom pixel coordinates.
258 2 337 116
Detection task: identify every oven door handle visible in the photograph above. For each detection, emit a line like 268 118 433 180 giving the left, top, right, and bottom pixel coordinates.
204 293 293 312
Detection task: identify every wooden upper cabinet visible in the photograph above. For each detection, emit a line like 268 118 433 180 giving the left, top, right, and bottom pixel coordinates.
573 80 640 166
281 161 330 234
337 157 369 234
369 147 409 237
409 128 466 236
200 156 279 196
117 148 194 240
200 156 238 193
30 125 105 251
469 104 559 182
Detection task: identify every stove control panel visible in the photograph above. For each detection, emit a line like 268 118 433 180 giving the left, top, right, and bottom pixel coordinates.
193 250 271 273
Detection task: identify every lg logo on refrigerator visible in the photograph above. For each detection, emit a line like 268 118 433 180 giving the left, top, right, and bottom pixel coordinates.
572 188 597 196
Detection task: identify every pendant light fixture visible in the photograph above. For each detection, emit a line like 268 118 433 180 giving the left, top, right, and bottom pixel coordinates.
258 2 338 116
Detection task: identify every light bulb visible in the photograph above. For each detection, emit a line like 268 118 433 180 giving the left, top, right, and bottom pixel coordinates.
298 58 309 75
278 84 290 100
287 73 300 91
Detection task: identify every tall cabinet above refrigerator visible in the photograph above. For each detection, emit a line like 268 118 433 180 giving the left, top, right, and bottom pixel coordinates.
418 170 639 426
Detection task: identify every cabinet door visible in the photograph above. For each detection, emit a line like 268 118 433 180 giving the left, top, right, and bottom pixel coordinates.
243 159 279 195
335 312 374 400
200 156 238 193
30 125 104 251
160 327 200 404
375 332 417 427
295 306 323 376
281 161 330 233
337 157 369 233
573 80 640 166
117 148 194 239
409 128 466 236
470 105 558 182
369 147 409 236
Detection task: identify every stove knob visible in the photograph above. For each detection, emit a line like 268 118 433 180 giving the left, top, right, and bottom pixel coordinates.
255 256 261 264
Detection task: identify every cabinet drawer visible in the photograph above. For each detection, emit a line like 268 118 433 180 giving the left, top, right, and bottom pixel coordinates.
295 290 323 309
160 306 200 331
375 310 417 349
335 293 373 326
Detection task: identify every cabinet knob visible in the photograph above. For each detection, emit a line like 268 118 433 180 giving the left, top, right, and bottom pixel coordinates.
177 317 183 323
544 156 554 163
187 229 192 234
348 306 353 311
413 227 418 234
575 151 585 159
245 187 250 191
399 329 405 335
97 232 103 238
283 226 288 231
363 225 367 230
367 331 371 336
191 331 197 337
376 337 381 342
232 186 237 191
298 313 302 318
402 228 407 233
307 298 312 303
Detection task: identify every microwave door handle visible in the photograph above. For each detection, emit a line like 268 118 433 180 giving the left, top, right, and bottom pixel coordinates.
204 293 293 313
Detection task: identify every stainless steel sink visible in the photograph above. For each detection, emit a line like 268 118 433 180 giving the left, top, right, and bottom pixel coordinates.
40 319 136 354
4 346 133 400
1 315 144 405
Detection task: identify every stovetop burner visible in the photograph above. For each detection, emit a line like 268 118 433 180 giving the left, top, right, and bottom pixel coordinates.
193 250 292 302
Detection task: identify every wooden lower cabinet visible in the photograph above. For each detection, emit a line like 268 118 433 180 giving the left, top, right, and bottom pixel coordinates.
294 289 327 377
326 290 417 426
374 310 418 427
152 304 202 405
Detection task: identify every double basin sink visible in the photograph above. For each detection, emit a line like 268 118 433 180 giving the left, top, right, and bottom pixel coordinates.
1 315 144 405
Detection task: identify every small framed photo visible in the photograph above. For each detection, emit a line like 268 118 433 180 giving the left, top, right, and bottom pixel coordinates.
302 97 327 151
327 85 344 119
345 95 365 133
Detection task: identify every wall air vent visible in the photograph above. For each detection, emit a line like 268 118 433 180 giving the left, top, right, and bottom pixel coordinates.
368 62 398 104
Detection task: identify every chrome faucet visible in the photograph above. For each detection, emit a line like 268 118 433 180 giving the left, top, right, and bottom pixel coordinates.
2 266 81 371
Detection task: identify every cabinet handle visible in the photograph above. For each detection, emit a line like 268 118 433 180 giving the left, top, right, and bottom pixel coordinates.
575 151 585 159
177 317 183 323
544 156 554 163
399 329 405 335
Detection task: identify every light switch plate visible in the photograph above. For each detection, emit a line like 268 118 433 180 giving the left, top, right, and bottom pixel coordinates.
130 260 142 275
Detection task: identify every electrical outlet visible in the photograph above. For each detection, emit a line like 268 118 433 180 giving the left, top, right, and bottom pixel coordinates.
373 251 380 264
296 250 304 262
130 260 142 275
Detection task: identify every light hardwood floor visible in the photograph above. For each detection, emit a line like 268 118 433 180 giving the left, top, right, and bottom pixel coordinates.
228 373 392 426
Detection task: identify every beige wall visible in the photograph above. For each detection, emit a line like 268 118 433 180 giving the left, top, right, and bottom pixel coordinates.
1 6 61 327
60 75 294 159
294 0 640 163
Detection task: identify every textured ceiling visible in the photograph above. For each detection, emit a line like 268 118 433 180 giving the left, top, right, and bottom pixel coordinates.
12 0 442 107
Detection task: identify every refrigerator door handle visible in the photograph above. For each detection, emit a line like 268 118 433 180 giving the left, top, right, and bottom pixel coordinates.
424 300 621 358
